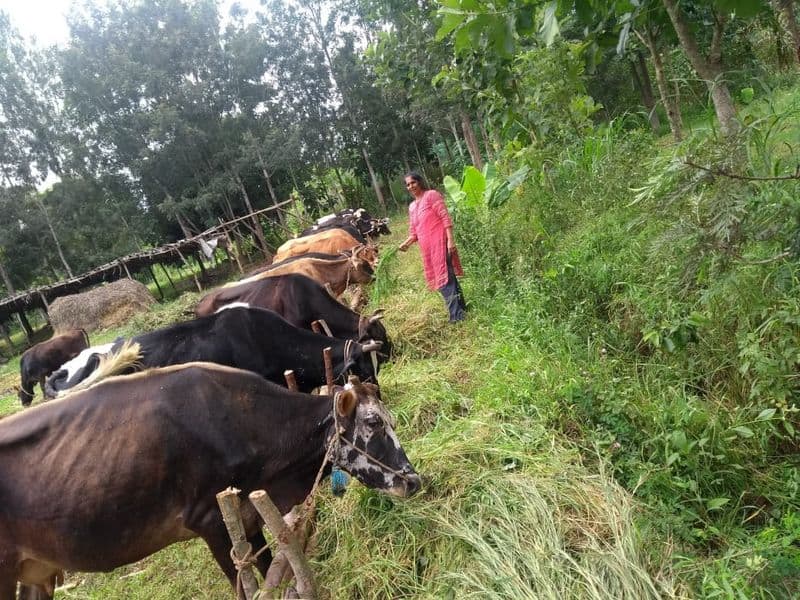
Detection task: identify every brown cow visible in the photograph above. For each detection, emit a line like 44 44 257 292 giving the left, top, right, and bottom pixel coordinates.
17 329 89 406
273 229 378 264
0 363 420 599
221 250 375 295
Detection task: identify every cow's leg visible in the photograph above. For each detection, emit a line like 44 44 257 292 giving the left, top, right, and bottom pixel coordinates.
0 577 13 600
0 549 18 600
247 528 273 577
17 584 52 600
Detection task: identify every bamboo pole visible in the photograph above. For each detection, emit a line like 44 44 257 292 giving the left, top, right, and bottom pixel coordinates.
249 490 318 600
215 488 260 600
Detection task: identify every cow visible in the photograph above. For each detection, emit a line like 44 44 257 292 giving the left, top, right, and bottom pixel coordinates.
273 229 377 264
45 306 383 397
310 209 389 238
194 273 392 356
224 250 376 296
299 223 367 244
17 329 89 406
0 363 421 599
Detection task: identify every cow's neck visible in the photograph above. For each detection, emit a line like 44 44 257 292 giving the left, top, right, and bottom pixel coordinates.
257 400 337 513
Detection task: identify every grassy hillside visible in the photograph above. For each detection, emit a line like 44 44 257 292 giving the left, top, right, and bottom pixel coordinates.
1 85 799 599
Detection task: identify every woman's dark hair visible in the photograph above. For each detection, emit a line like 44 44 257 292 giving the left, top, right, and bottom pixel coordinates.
404 171 428 190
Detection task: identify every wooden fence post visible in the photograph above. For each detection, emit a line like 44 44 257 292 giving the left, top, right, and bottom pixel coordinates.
249 490 318 600
216 488 261 600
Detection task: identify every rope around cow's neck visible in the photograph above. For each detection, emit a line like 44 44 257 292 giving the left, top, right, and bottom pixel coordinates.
230 391 413 591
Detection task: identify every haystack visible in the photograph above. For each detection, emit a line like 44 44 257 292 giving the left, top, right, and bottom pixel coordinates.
50 279 155 333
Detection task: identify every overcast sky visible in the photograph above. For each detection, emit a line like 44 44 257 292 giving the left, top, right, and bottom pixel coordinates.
1 0 263 48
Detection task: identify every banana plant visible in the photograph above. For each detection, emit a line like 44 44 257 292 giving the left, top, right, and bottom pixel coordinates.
443 163 530 210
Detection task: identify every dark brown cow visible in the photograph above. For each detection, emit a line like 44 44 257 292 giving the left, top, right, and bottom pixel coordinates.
0 363 421 599
194 273 391 356
273 229 377 264
223 250 375 296
17 330 89 406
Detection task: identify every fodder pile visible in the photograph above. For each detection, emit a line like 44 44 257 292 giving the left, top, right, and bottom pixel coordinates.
50 279 155 333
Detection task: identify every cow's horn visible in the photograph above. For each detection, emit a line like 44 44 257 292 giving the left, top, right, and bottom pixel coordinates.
361 340 383 353
369 309 385 323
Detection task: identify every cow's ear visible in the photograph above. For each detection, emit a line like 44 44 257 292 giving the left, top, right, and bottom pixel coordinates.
336 389 359 418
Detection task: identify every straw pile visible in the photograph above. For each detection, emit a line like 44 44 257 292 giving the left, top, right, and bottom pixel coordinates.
50 279 155 333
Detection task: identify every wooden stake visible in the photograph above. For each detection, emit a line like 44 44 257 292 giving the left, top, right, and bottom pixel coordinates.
147 265 164 300
249 490 318 600
175 248 202 292
158 262 177 292
284 370 298 391
215 488 260 600
323 347 333 389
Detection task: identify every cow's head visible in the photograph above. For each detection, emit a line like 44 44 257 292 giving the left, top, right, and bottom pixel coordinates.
330 378 421 498
348 249 375 283
342 339 382 383
16 384 34 407
358 310 392 360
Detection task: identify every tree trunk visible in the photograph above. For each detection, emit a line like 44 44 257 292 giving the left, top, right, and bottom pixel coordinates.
447 114 465 158
385 172 399 208
441 134 454 164
772 0 800 65
460 111 483 171
35 198 73 278
235 173 271 260
175 212 193 239
0 260 28 343
361 146 386 213
479 116 494 162
639 28 683 141
632 50 661 132
661 0 739 135
254 146 285 226
325 149 348 206
412 139 429 183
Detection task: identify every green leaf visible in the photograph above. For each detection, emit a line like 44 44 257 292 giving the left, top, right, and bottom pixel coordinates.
670 429 688 452
539 2 560 46
461 166 486 209
666 452 680 467
454 23 474 54
756 408 776 421
574 0 594 24
436 12 467 42
517 6 535 34
506 165 530 190
443 175 466 206
707 497 730 511
731 426 754 438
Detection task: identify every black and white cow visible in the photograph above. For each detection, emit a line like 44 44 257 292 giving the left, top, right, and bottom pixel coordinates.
45 307 382 396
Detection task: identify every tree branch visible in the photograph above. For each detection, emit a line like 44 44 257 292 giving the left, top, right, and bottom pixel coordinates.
683 160 800 181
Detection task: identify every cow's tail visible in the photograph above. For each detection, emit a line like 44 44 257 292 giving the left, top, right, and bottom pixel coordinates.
57 340 142 399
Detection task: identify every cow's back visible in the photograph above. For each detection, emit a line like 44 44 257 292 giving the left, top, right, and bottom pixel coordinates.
273 229 361 263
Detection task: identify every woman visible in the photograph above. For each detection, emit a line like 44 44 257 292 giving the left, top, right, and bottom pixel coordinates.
399 172 467 323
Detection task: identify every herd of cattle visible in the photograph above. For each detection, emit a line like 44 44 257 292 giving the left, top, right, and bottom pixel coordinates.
2 208 421 599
